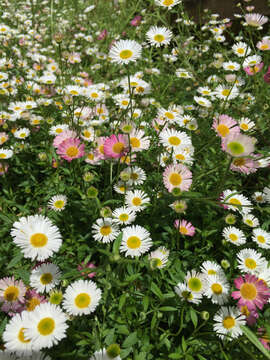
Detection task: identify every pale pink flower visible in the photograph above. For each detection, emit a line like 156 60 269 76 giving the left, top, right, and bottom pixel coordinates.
245 13 268 27
232 273 270 311
57 138 85 162
244 62 264 75
98 29 107 40
0 277 26 315
103 134 129 159
53 130 77 148
163 164 192 192
212 114 240 138
230 156 259 174
24 289 47 311
257 38 270 51
130 15 142 26
222 133 255 157
174 219 195 236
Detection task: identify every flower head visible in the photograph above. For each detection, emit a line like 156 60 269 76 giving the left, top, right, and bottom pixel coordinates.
103 134 129 159
223 133 255 157
109 40 142 65
56 138 85 162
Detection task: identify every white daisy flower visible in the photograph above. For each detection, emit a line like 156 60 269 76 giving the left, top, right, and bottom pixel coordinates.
239 117 255 132
252 191 267 203
242 214 259 228
222 226 246 246
120 225 152 258
63 279 102 316
185 270 206 295
221 190 253 215
213 307 246 341
243 55 262 68
0 148 13 159
194 96 212 108
237 248 267 274
92 218 120 243
214 85 239 100
204 276 230 305
14 128 30 139
263 187 270 203
30 263 61 293
109 39 142 65
155 0 181 8
200 261 225 279
90 349 121 360
257 268 270 287
112 207 136 226
146 26 173 47
148 247 169 269
125 190 150 212
124 166 146 186
3 311 33 356
159 128 191 151
48 195 67 212
232 42 251 57
49 124 69 136
24 303 68 350
10 215 62 261
223 61 240 71
252 228 270 249
80 127 95 142
174 282 202 304
129 129 150 152
175 68 193 79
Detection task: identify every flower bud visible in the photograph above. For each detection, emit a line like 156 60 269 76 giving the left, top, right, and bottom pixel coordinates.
225 213 236 225
87 186 98 198
106 344 121 358
221 259 230 270
200 311 209 320
100 206 112 218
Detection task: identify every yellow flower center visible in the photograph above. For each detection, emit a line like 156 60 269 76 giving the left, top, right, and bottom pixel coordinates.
240 283 257 300
0 153 7 158
223 316 235 329
66 146 79 157
175 154 185 161
119 49 133 60
30 233 48 247
169 173 182 186
37 317 55 335
75 293 91 308
229 233 238 242
122 100 129 106
70 90 79 95
18 328 30 343
40 273 53 285
221 89 230 96
168 136 181 146
211 283 222 294
83 130 91 138
229 198 241 206
245 258 257 269
233 158 246 167
228 65 235 70
240 123 249 131
91 92 98 98
119 213 129 222
55 128 63 134
100 225 112 236
257 235 266 243
27 297 41 311
127 236 141 249
188 278 202 292
130 137 140 148
112 142 125 154
132 197 142 206
4 286 19 301
217 124 229 137
164 112 174 120
54 200 65 209
163 0 174 5
154 34 165 43
237 48 244 54
261 44 269 50
208 269 217 275
180 226 188 234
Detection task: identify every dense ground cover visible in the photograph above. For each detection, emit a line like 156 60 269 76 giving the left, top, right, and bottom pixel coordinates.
0 0 270 359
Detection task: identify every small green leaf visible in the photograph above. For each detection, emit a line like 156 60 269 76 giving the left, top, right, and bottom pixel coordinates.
7 251 24 269
122 331 137 348
181 336 187 352
150 282 163 300
168 353 182 359
190 308 198 328
142 296 149 312
159 306 177 311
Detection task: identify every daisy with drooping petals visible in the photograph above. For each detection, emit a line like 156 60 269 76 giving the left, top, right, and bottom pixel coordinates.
90 348 121 360
222 226 246 246
3 311 32 356
194 96 212 108
163 164 192 192
232 274 270 311
174 219 195 236
175 282 202 304
92 218 120 243
30 263 61 293
120 225 152 258
48 195 67 212
155 0 181 8
56 137 85 162
112 207 136 226
125 190 150 212
146 26 172 47
148 247 169 269
213 306 246 341
103 134 129 159
0 350 18 360
10 215 62 261
24 303 68 350
212 114 239 138
252 228 270 249
237 248 267 275
245 13 268 27
204 276 230 305
109 40 142 65
0 276 26 314
63 279 102 316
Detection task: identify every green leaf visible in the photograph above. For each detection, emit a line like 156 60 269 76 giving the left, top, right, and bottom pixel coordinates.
142 296 149 312
122 331 137 348
119 294 127 311
0 317 8 336
150 282 163 300
240 325 270 359
168 353 182 359
117 325 129 335
181 336 187 352
113 232 123 254
105 328 115 346
189 308 198 328
7 251 24 269
159 306 177 311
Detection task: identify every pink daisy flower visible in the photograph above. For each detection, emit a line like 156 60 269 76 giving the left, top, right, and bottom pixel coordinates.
53 130 77 148
103 134 129 159
230 156 259 174
163 164 192 192
212 114 240 138
0 276 26 314
232 273 270 311
174 219 195 236
244 63 264 75
222 133 255 158
57 137 85 162
24 289 47 312
77 261 97 279
130 15 142 26
257 38 270 51
238 304 258 326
